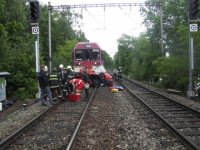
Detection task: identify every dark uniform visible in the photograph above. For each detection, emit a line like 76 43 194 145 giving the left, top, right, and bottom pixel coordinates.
38 65 53 106
58 67 67 98
113 69 117 81
66 69 74 81
65 66 74 95
117 67 122 81
82 68 90 99
59 69 66 86
49 68 60 101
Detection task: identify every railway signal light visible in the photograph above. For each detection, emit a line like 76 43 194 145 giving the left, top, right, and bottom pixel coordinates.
30 1 39 23
189 0 200 20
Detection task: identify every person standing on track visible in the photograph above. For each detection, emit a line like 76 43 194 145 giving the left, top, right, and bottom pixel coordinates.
58 64 66 86
117 66 122 81
66 65 74 79
58 64 67 98
82 67 90 100
65 65 74 95
38 64 54 106
49 67 61 101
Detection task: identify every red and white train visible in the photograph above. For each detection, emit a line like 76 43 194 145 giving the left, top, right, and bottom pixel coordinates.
73 42 113 87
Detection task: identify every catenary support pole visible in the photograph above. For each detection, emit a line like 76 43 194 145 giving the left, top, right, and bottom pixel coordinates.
160 2 164 56
188 29 194 98
35 34 41 98
48 2 52 73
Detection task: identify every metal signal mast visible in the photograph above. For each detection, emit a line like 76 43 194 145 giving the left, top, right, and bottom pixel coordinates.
188 0 200 97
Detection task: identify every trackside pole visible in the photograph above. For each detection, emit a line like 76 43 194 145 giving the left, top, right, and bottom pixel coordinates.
188 31 195 98
30 0 40 99
48 2 52 73
35 34 41 98
0 102 2 111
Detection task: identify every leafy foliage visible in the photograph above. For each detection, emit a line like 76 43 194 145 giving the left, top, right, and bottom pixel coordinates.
114 0 199 93
0 1 86 100
102 50 113 69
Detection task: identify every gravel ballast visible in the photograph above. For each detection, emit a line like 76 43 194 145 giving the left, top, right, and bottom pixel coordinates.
74 86 186 149
1 83 198 149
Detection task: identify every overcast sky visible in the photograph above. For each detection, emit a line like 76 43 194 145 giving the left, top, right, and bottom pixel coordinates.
39 0 146 57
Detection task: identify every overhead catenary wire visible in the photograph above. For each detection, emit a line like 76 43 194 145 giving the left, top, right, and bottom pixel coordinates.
50 3 162 10
49 2 161 33
118 5 141 26
47 1 163 65
83 7 106 31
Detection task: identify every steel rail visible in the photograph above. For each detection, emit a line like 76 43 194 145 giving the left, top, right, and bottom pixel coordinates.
66 87 97 150
0 102 62 149
123 76 200 116
121 79 200 150
0 88 96 149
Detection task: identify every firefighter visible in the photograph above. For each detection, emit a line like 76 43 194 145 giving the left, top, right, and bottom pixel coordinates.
58 64 67 98
58 64 66 85
49 68 61 101
117 66 122 81
66 65 74 81
82 67 90 100
65 65 74 95
113 68 117 81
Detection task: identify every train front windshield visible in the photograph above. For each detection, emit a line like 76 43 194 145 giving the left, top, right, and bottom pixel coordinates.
75 49 100 61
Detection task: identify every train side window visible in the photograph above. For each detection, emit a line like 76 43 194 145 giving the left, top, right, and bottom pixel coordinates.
75 50 82 60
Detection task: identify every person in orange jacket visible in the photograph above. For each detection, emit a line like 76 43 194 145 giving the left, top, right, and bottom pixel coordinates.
69 78 85 94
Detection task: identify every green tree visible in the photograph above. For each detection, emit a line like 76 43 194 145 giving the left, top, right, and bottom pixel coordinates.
139 0 193 91
0 1 86 100
115 34 135 74
102 50 113 69
53 39 78 68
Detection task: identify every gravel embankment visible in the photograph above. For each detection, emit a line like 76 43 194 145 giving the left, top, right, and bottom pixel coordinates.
0 103 47 141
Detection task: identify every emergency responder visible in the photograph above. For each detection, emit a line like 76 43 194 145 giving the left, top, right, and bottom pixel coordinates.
117 66 122 82
58 64 67 98
113 68 117 81
66 65 74 81
58 64 66 85
65 65 74 95
82 67 90 100
69 78 85 94
195 77 200 99
49 68 60 101
38 64 54 106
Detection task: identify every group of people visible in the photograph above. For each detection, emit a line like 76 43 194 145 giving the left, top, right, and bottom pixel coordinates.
38 64 90 106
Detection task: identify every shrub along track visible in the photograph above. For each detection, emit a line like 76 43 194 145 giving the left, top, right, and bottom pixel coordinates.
122 77 200 150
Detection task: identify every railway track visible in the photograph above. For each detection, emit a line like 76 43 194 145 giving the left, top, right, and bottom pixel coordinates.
121 77 200 150
2 75 200 149
0 88 97 150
